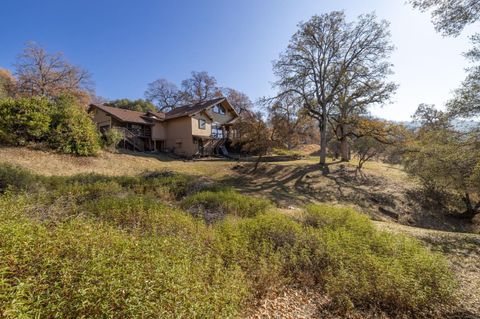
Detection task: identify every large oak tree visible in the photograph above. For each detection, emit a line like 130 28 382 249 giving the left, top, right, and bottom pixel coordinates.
272 11 395 172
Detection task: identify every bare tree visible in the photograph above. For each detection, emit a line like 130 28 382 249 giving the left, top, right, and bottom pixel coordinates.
145 78 182 111
272 12 394 173
409 0 480 36
222 87 253 115
181 71 220 103
15 43 93 99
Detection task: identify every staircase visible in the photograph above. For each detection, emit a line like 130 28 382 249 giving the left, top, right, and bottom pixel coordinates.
214 138 228 155
201 138 228 156
118 127 145 152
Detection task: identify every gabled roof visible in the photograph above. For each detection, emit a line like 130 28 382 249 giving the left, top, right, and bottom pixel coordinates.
165 97 237 119
88 104 165 125
88 97 238 124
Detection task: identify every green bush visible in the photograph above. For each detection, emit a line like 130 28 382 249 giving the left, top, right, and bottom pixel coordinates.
0 200 247 318
0 164 39 193
302 205 456 313
82 195 204 238
0 170 457 317
182 188 273 220
48 95 100 156
0 97 51 145
102 127 123 150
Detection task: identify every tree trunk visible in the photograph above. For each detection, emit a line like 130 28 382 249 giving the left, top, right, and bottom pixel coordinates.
457 193 480 220
253 154 263 171
334 123 350 162
340 137 350 162
319 110 329 175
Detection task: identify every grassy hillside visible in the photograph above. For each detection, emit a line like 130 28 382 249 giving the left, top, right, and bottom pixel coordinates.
2 147 479 317
0 163 457 318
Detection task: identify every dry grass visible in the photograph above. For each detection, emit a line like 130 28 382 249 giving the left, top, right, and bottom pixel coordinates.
0 146 237 178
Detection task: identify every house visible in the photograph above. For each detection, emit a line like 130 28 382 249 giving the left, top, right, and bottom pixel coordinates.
88 97 239 157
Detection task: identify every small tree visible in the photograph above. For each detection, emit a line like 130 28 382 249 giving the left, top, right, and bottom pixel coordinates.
352 136 387 178
102 127 124 152
233 111 278 170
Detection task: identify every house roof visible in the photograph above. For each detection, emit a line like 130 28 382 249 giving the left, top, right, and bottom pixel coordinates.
88 104 165 125
89 97 238 124
165 97 229 119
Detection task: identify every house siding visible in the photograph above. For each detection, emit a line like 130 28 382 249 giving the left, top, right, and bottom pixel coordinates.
205 101 235 123
191 113 212 137
165 117 195 157
151 121 166 140
92 109 111 128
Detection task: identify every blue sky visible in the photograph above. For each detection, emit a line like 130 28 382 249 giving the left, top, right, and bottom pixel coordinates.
0 0 476 120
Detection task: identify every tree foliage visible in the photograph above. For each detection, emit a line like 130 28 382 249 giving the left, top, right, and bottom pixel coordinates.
48 96 101 156
0 97 51 145
0 68 17 98
405 105 480 219
0 95 100 156
233 111 278 170
267 93 313 149
409 0 480 36
447 34 480 117
105 98 156 112
222 88 253 115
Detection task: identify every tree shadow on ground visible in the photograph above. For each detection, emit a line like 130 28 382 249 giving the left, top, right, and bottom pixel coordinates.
220 162 477 232
220 162 395 219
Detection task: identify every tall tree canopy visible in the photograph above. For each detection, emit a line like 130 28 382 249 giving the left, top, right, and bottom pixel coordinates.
222 88 253 115
409 0 480 36
144 79 182 111
105 99 156 112
180 71 220 103
447 34 480 117
145 72 251 114
14 43 92 99
272 11 395 172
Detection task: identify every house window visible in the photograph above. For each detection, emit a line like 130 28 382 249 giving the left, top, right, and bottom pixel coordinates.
212 124 224 139
213 104 226 115
198 119 206 129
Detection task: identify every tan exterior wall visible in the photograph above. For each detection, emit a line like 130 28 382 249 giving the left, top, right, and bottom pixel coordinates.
151 121 166 140
191 113 212 137
92 109 111 128
165 117 195 157
205 101 236 124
